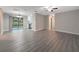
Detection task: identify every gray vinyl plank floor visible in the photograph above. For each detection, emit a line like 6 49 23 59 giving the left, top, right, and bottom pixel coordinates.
0 30 79 52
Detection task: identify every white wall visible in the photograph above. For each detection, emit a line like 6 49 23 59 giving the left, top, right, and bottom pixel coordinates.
31 13 36 31
3 13 49 32
31 13 48 31
0 8 3 34
35 13 45 31
9 16 13 31
44 15 49 30
55 10 79 35
23 16 28 29
3 13 9 32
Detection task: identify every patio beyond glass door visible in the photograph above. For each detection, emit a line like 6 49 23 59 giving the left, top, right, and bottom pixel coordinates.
12 17 23 30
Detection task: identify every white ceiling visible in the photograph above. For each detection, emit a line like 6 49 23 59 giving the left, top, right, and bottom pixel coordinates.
0 6 79 16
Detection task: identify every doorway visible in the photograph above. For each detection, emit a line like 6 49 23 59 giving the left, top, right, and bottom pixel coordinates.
12 17 23 30
49 15 55 31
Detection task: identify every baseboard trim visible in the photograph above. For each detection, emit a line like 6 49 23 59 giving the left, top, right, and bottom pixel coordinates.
55 29 79 35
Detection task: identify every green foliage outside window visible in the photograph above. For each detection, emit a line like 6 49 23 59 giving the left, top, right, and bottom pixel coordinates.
12 17 23 29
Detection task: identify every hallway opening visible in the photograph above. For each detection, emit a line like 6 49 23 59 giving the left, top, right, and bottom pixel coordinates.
49 15 55 31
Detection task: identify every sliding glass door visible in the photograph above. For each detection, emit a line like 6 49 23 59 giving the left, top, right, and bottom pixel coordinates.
12 17 23 30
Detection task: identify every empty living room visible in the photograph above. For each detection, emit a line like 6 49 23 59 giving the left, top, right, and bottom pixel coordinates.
0 6 79 52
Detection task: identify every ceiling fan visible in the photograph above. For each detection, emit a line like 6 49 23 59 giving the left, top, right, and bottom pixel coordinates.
50 8 58 12
43 6 58 12
41 6 58 16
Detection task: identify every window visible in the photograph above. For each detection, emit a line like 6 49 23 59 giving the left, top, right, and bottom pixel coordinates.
12 17 23 29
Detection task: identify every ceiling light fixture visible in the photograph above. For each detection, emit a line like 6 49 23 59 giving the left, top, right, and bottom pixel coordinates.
43 6 58 16
44 6 58 12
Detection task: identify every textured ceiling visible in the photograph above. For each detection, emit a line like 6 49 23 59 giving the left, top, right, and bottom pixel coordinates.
0 6 79 16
